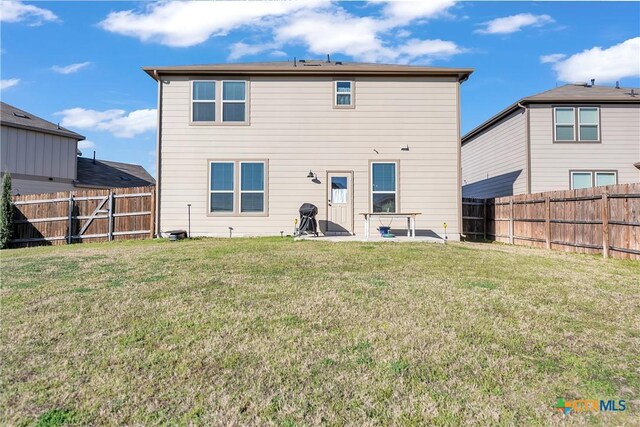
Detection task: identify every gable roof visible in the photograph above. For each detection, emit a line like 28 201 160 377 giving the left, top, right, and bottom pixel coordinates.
143 60 473 82
0 101 85 140
462 84 640 144
76 157 155 189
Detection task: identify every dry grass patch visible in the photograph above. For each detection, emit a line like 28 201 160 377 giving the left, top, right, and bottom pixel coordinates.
1 238 639 426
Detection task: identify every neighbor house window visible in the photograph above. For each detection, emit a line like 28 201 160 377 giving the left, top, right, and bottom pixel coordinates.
335 81 353 107
240 162 265 212
222 81 246 122
209 162 234 212
570 170 617 189
209 160 267 215
192 81 215 122
554 107 600 142
371 162 397 213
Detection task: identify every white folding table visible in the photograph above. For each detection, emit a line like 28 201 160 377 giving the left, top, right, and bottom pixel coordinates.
360 212 421 240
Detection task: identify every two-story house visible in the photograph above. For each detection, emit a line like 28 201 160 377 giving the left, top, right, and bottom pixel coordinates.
143 60 473 239
461 83 640 198
1 102 155 194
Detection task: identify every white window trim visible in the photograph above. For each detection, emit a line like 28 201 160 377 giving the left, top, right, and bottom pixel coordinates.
570 170 618 189
554 107 575 142
334 80 354 108
371 161 398 213
191 80 216 123
209 161 235 213
239 161 266 213
577 107 600 141
222 80 247 123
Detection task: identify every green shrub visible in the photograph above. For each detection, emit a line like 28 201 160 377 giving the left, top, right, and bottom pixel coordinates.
0 173 14 249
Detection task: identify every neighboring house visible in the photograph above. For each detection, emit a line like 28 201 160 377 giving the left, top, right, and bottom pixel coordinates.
1 102 155 194
461 83 640 198
143 60 473 239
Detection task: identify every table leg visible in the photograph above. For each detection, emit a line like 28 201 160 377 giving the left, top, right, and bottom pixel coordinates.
411 216 416 238
365 215 369 240
406 217 410 237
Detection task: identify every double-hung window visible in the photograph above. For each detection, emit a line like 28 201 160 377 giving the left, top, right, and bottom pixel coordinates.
335 81 354 107
554 106 600 142
192 81 216 122
222 81 246 122
209 160 267 214
570 170 617 189
371 162 397 213
209 162 234 212
240 162 265 212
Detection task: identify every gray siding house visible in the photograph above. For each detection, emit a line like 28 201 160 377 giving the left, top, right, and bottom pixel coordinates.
1 102 155 194
144 61 473 239
462 84 640 198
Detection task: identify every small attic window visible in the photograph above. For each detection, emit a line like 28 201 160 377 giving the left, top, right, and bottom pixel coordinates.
13 112 30 119
119 176 132 181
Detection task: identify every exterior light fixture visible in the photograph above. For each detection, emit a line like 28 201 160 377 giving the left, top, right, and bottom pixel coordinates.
307 170 317 179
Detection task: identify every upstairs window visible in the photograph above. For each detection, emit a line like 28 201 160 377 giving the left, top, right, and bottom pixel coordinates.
222 81 246 122
554 106 600 142
192 81 215 122
335 81 353 107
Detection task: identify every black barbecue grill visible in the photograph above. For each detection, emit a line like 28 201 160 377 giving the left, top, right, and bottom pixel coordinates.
296 203 318 237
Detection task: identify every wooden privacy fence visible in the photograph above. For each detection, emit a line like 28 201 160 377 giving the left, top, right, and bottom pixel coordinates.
10 185 155 248
463 183 640 260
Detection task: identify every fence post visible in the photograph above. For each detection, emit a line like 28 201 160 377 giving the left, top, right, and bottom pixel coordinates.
108 192 114 241
483 199 487 241
149 186 156 238
545 196 551 250
602 191 609 259
509 199 514 244
67 194 74 244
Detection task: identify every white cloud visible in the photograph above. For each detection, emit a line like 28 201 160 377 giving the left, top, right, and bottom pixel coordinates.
78 140 96 150
0 78 20 90
99 1 323 48
476 13 554 35
550 37 640 83
99 1 464 64
52 62 92 74
539 53 566 64
0 0 59 26
56 108 157 138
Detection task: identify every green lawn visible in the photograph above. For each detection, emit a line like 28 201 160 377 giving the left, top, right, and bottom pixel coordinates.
1 238 639 426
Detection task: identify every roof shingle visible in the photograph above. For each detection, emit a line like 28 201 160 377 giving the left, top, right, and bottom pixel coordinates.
0 102 85 140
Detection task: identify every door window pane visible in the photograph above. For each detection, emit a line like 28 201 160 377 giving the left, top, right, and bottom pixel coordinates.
373 194 396 213
372 163 396 191
241 193 264 212
331 176 348 204
571 172 592 189
223 82 245 100
595 172 616 187
193 82 215 100
223 103 245 122
241 163 264 191
193 102 215 122
211 163 234 191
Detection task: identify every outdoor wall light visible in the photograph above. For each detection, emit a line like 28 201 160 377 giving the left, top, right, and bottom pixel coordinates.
307 170 317 179
401 145 410 151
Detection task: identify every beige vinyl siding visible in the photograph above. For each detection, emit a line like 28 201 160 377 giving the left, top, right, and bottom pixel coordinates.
461 109 527 198
159 75 461 239
529 104 640 193
0 125 77 181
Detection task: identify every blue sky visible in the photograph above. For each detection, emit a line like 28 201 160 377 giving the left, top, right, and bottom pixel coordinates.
1 1 639 177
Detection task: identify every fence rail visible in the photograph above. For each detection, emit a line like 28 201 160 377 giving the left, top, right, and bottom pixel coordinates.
9 185 155 248
462 183 640 260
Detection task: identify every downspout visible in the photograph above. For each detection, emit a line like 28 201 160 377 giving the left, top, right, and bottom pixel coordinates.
518 101 532 194
457 81 463 239
154 70 163 236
